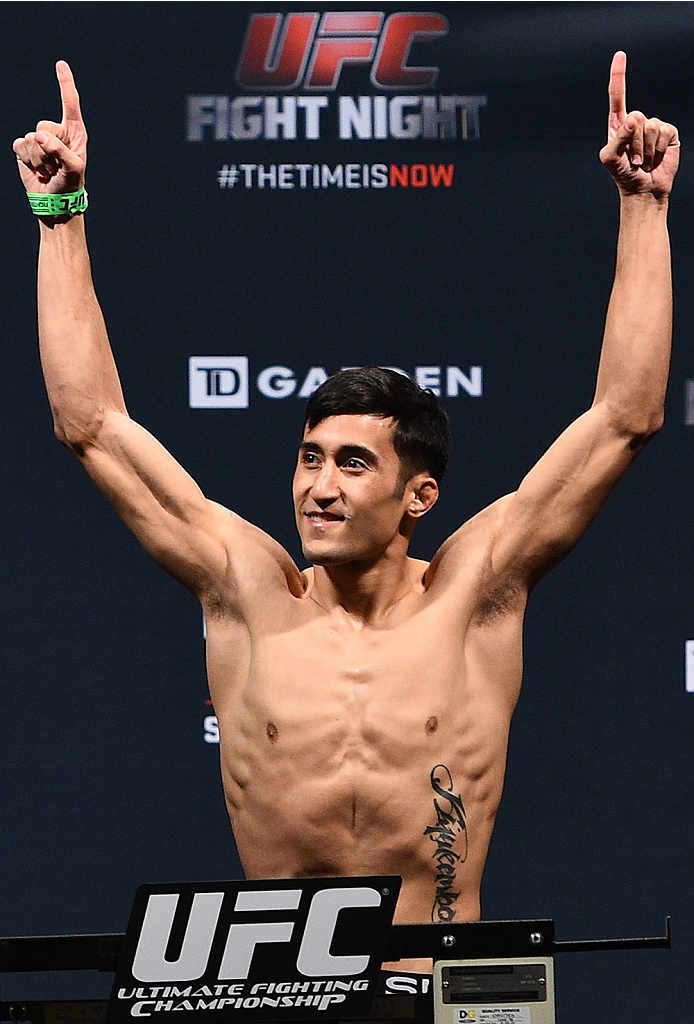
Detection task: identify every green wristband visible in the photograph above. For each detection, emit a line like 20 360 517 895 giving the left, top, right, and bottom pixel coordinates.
26 188 88 216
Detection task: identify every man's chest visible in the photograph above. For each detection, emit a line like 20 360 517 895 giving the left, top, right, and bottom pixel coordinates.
208 549 525 734
211 592 518 812
234 601 504 760
252 600 462 693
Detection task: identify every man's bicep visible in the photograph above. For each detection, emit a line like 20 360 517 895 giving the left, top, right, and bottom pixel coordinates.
75 410 231 592
492 405 638 583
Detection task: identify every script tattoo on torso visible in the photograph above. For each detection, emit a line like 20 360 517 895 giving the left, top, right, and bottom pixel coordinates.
424 764 468 923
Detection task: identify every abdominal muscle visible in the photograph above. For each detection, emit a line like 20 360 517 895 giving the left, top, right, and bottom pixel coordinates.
210 612 515 972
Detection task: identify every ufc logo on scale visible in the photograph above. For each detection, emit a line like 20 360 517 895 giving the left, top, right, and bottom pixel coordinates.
109 877 400 1022
236 12 449 91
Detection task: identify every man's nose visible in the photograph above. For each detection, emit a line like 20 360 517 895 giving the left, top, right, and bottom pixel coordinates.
309 462 340 502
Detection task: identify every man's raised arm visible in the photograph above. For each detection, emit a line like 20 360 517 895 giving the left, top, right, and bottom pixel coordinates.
489 51 679 587
14 62 232 595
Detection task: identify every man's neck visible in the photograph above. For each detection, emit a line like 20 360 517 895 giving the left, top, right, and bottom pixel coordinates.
308 554 426 624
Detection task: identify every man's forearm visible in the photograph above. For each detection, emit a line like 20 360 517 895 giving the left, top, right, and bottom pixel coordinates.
593 193 672 441
38 215 127 449
593 52 679 443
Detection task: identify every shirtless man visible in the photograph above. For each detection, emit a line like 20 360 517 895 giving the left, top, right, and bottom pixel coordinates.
14 53 678 972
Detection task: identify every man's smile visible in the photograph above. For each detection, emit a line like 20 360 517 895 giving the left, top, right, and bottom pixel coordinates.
303 510 346 525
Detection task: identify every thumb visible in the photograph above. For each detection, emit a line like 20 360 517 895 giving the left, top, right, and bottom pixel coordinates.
35 130 85 187
600 117 635 166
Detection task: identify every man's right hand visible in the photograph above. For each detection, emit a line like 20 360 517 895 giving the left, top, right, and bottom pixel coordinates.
13 60 86 195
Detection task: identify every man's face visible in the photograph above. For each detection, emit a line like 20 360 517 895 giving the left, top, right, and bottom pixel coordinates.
293 414 412 567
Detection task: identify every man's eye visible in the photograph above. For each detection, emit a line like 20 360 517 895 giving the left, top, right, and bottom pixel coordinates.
302 452 320 465
344 458 366 470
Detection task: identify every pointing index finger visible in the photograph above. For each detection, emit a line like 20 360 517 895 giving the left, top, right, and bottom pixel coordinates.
55 59 83 125
608 50 627 136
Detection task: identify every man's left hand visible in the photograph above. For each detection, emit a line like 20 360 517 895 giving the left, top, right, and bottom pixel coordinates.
599 51 679 199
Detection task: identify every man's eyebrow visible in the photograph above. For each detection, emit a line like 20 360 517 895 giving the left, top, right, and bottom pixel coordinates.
298 441 380 464
337 444 380 464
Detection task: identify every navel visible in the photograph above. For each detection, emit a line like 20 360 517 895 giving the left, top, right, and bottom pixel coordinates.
425 716 438 735
266 722 279 743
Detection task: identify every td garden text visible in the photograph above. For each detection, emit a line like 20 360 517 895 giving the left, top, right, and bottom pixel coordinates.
187 94 487 142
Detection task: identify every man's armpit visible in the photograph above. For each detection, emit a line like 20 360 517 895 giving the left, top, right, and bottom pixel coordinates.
473 576 524 627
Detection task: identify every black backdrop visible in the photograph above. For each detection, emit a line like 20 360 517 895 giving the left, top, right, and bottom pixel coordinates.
3 4 694 1021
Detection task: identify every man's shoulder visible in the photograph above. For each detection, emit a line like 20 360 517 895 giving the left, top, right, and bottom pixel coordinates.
428 494 514 573
206 502 307 602
423 493 527 619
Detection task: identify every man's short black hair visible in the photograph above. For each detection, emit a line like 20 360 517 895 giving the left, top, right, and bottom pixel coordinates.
304 367 451 486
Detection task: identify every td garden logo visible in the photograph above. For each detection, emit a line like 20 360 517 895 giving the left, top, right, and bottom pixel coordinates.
188 358 483 409
187 11 487 142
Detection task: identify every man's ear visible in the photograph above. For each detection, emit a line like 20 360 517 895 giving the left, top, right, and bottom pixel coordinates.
407 475 439 518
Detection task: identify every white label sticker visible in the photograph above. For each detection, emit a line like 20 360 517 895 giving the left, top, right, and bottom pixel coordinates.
457 1009 531 1024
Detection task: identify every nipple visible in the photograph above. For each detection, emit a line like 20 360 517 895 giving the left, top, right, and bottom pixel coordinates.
425 716 438 735
266 722 279 743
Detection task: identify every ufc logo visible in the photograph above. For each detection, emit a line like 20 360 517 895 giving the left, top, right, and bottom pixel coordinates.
236 12 449 91
131 886 382 982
